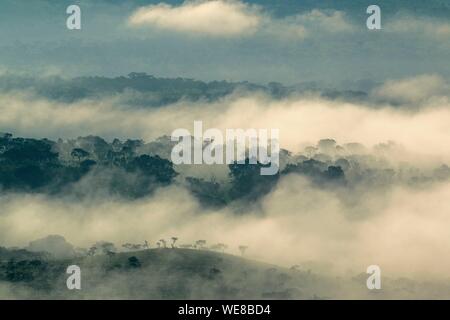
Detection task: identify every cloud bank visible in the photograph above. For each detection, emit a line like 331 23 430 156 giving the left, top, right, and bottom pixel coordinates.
1 172 450 280
1 75 450 161
387 15 450 40
127 1 450 46
1 74 450 283
128 0 261 37
371 74 450 105
128 0 354 40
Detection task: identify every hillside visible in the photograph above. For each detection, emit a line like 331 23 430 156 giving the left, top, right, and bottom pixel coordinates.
1 248 333 299
3 247 450 299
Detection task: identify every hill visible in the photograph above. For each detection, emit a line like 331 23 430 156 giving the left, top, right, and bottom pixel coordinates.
1 248 331 299
3 247 450 299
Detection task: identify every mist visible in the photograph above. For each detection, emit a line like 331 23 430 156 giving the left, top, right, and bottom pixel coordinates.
1 74 449 163
1 74 450 289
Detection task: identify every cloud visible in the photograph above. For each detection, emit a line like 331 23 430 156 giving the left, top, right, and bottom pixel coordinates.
2 78 450 288
292 9 354 33
264 9 354 40
387 16 450 39
128 1 354 40
1 170 450 281
2 79 450 162
371 74 450 105
128 0 261 37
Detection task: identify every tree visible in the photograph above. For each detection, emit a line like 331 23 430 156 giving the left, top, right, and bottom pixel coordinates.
143 240 149 249
80 159 96 169
171 237 178 248
2 139 58 164
186 177 226 207
228 160 279 201
128 256 141 268
324 166 345 180
27 235 75 259
71 148 90 162
127 155 177 184
238 245 248 256
95 241 116 255
159 239 167 248
2 133 12 140
195 240 206 249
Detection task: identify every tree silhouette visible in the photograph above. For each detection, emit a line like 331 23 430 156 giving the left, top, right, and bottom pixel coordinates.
171 237 178 248
195 240 206 249
128 256 141 268
71 148 90 162
96 241 116 255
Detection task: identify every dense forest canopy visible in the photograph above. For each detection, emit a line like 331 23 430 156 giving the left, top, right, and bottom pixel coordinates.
1 132 448 207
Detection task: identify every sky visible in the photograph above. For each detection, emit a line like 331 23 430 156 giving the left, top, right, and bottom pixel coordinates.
0 0 449 86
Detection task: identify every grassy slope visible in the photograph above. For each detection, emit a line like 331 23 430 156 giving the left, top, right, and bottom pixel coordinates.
3 248 450 299
1 248 334 299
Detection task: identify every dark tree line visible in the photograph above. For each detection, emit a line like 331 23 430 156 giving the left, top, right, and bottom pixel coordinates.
0 133 177 196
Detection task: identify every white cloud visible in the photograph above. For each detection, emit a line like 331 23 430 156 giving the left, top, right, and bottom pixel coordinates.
387 16 450 39
2 168 450 280
2 83 450 161
265 9 354 40
294 9 354 33
371 74 450 105
128 1 354 39
128 0 261 37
